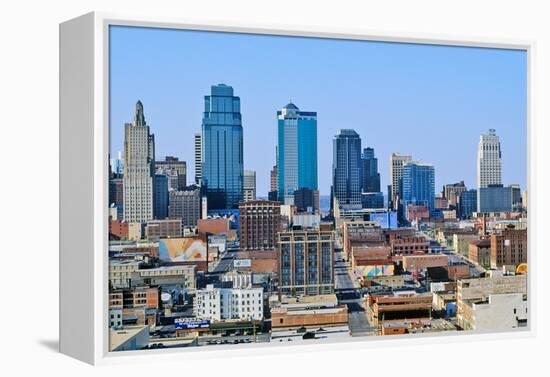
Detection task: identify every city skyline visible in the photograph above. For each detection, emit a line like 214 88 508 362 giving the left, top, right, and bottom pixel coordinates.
110 26 527 196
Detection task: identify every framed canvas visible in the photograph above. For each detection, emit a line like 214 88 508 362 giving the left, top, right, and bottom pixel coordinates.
59 12 535 365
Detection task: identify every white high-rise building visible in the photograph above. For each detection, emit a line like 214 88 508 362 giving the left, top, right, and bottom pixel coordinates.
243 170 256 201
193 285 263 322
390 153 412 210
194 133 202 184
123 100 155 223
477 129 502 211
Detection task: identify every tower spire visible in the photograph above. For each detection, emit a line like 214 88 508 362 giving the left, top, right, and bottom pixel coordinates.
134 100 146 126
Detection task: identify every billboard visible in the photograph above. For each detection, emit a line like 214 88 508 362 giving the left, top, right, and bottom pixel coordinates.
158 237 207 262
174 318 211 330
234 259 252 268
355 264 394 277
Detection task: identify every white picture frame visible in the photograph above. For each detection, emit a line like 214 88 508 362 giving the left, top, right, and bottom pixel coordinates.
59 11 536 365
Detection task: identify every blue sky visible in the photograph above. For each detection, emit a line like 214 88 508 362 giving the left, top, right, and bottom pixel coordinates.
109 26 527 197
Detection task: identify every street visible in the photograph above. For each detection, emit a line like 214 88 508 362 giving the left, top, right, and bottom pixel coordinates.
334 250 377 337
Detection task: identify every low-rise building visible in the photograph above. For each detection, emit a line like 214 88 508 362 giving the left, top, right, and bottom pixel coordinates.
402 254 448 271
366 290 433 328
139 265 196 290
391 236 430 256
110 326 149 352
145 219 182 240
490 227 527 268
469 238 491 268
456 274 527 330
194 284 264 322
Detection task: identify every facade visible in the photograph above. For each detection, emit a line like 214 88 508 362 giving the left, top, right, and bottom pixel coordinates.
239 200 281 251
362 147 381 193
145 219 182 240
477 129 502 212
444 181 467 207
201 84 244 209
123 100 155 223
243 170 257 202
510 184 522 211
389 153 412 210
402 161 435 213
459 189 478 219
155 156 186 190
391 236 430 256
194 284 263 322
469 238 491 268
194 133 202 184
168 186 202 227
153 174 168 220
456 274 527 330
294 187 316 213
139 265 196 289
361 192 384 209
490 227 527 268
277 102 318 205
332 129 363 210
366 291 433 327
478 185 513 213
278 229 334 296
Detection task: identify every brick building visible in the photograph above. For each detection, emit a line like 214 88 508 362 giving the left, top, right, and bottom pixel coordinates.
239 200 281 250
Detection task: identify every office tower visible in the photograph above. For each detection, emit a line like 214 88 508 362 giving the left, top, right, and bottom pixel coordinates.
362 147 381 193
111 151 124 178
277 102 318 205
390 153 412 210
201 84 244 210
294 187 315 213
402 161 435 213
459 189 477 219
444 181 467 208
278 229 334 296
194 133 202 184
477 129 502 211
123 100 155 223
153 174 168 220
510 184 522 212
168 185 201 227
109 178 124 208
478 184 513 213
155 156 186 190
243 170 257 202
239 200 281 250
269 147 278 201
361 192 384 209
332 129 362 210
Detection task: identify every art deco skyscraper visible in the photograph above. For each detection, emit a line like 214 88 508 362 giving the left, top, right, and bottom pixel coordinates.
277 102 318 205
201 84 244 210
390 153 412 210
123 100 155 223
332 129 362 210
477 129 502 211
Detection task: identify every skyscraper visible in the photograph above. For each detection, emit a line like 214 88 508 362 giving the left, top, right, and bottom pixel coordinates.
123 100 155 223
201 84 244 210
477 129 502 211
332 129 362 210
153 174 168 220
444 181 467 208
194 133 202 184
269 147 278 201
362 147 381 193
155 156 186 190
402 161 435 213
243 170 256 202
277 102 318 205
390 153 412 210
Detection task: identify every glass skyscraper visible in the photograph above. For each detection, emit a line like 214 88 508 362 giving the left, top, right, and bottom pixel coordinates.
362 147 381 193
459 189 477 219
277 103 318 205
402 161 435 213
201 84 243 210
332 129 362 210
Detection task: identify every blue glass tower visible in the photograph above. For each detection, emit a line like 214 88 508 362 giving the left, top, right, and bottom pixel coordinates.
201 84 243 209
332 129 362 210
277 103 318 205
153 174 168 219
459 189 477 219
402 161 435 213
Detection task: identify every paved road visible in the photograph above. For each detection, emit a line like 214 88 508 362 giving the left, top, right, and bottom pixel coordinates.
334 251 377 337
